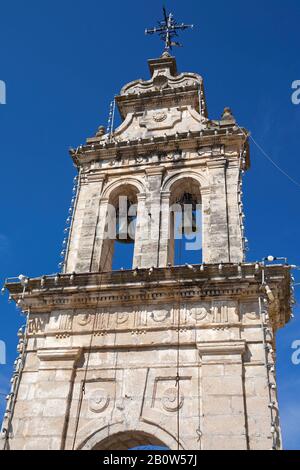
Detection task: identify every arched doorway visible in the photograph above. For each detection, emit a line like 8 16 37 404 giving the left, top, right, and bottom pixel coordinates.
92 431 169 450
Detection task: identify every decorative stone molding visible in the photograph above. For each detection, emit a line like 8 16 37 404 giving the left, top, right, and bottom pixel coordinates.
196 340 246 356
37 347 82 363
6 263 291 329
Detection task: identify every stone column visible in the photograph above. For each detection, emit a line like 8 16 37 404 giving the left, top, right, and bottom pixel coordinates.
206 159 230 263
197 341 248 450
133 193 147 268
66 174 106 273
90 197 111 271
200 187 210 264
158 191 171 267
136 167 164 269
226 161 244 263
19 347 82 450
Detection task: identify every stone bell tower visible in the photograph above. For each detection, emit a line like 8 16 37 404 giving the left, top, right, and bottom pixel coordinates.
1 44 292 449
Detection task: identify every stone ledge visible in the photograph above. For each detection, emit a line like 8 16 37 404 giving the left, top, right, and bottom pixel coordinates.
197 340 246 356
37 347 82 362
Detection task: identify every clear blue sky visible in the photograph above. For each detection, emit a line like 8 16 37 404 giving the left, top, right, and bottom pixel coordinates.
0 0 300 449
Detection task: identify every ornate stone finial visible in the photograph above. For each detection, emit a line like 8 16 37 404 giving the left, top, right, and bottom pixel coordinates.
221 107 236 124
96 125 106 137
145 7 193 53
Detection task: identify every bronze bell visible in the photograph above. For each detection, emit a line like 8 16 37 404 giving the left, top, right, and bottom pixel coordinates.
178 210 198 235
182 211 198 235
116 200 136 244
176 193 199 235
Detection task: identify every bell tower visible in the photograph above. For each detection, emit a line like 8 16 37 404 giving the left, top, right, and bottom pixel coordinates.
65 51 246 274
1 10 292 451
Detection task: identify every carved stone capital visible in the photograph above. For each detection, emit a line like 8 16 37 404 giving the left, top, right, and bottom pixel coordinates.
145 166 166 177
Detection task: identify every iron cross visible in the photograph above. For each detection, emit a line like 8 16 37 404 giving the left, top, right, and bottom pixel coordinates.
145 7 193 52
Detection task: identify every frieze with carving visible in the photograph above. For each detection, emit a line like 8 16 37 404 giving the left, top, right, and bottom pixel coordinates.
240 301 260 322
42 302 242 338
28 315 48 335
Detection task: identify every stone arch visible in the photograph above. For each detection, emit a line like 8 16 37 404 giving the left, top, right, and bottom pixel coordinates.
161 170 208 194
76 421 185 450
160 172 207 267
168 177 202 206
92 431 168 450
101 177 145 201
97 178 145 272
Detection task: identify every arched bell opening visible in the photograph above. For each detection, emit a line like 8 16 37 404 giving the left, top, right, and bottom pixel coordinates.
169 177 202 266
100 184 138 272
92 431 169 450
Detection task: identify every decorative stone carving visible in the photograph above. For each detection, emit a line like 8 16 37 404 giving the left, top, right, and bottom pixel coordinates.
77 313 91 326
150 309 170 323
153 74 168 89
161 387 184 412
59 313 73 332
116 312 129 325
28 316 46 334
140 108 182 131
120 70 202 98
188 306 208 323
153 111 167 122
245 311 259 320
240 302 260 322
89 389 110 413
211 305 229 323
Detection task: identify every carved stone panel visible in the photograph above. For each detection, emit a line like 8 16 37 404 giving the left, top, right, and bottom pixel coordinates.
140 108 182 131
83 377 116 418
240 301 260 323
28 315 48 335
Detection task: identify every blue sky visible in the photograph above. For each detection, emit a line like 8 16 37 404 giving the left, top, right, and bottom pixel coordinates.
0 0 300 449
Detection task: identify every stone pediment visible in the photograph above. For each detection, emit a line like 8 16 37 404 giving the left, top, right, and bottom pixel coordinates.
115 54 207 124
86 54 213 145
120 71 203 97
110 106 206 141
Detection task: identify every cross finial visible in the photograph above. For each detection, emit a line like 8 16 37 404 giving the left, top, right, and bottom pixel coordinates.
145 7 193 53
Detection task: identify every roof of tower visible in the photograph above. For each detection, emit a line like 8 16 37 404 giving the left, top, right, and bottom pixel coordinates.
70 55 250 171
115 53 206 121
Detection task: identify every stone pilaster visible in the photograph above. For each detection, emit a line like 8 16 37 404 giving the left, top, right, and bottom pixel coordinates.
137 167 164 268
65 175 106 273
11 348 82 450
197 341 248 450
206 159 230 263
226 162 244 263
158 191 171 267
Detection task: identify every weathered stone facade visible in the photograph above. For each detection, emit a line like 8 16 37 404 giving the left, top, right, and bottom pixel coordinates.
1 53 292 450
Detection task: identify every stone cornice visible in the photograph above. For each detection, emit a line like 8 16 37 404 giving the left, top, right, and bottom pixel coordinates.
74 129 248 168
5 264 291 327
5 263 289 291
